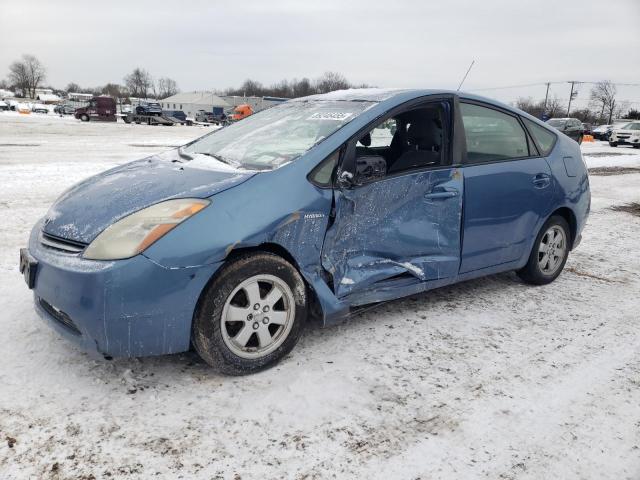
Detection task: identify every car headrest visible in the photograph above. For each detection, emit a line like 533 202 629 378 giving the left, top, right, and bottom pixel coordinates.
407 119 441 148
359 132 372 147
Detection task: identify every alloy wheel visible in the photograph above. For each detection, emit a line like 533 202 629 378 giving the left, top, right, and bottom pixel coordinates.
220 274 295 359
538 225 567 276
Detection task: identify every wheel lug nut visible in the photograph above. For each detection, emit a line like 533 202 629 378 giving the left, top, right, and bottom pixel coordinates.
262 317 269 324
252 322 259 330
247 314 253 320
263 306 270 313
253 304 260 310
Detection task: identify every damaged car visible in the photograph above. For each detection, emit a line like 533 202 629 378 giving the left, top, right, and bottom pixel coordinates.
20 89 590 374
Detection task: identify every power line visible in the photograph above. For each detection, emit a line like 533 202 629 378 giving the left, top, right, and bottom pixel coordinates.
469 80 640 91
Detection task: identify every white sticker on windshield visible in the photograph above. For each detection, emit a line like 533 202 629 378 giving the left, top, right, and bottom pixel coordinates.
308 112 353 121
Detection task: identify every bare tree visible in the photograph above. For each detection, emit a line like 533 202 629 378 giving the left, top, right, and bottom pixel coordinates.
101 83 124 98
314 71 350 94
7 55 47 98
65 82 81 93
124 68 153 99
291 77 314 97
156 77 179 99
590 80 618 124
8 58 30 97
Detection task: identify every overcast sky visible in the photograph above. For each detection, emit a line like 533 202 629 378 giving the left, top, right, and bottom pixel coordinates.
1 0 639 106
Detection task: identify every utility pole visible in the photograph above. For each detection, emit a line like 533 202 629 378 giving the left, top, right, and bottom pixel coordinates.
566 81 577 116
543 82 550 113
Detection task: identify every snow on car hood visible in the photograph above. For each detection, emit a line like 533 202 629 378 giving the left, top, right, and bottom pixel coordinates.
42 150 256 244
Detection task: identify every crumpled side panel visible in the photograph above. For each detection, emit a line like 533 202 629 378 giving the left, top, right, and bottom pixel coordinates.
322 168 463 300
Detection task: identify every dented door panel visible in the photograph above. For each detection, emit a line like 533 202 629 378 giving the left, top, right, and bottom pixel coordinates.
322 168 463 299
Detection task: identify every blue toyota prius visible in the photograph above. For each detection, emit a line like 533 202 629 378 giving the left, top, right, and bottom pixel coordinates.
20 89 590 374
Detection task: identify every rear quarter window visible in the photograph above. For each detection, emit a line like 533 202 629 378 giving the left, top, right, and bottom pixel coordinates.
522 118 557 156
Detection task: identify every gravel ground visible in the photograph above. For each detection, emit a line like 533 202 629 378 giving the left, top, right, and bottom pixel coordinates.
0 113 639 479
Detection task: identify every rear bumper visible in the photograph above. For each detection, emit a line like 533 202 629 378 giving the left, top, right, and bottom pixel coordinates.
27 220 221 357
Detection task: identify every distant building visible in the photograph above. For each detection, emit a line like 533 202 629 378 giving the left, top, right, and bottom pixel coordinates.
68 92 93 102
36 93 61 104
160 92 230 117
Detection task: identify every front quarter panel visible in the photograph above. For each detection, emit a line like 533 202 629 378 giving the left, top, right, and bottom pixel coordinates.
142 162 334 273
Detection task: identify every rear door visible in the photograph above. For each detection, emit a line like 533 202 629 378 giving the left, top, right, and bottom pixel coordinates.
322 96 465 301
458 102 554 273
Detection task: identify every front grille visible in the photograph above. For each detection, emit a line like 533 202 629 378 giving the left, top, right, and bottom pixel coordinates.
38 298 81 335
40 232 87 254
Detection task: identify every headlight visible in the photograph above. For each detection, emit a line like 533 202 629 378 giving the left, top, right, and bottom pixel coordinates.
83 198 210 260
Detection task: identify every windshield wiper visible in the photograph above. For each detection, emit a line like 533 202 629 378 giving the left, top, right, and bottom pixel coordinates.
192 151 233 165
176 146 193 161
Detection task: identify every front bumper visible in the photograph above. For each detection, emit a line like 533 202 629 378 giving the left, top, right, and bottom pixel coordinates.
610 136 640 145
27 220 221 357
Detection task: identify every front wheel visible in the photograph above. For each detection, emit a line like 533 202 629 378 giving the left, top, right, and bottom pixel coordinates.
517 216 571 285
80 114 89 122
192 252 307 375
609 142 618 147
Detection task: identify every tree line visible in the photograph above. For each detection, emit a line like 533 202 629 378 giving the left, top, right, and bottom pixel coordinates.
515 80 639 124
222 72 370 98
1 55 180 101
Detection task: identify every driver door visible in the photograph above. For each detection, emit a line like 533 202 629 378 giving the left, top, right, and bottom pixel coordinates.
321 98 464 303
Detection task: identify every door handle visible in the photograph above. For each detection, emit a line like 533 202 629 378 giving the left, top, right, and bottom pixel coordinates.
532 173 551 189
424 187 458 200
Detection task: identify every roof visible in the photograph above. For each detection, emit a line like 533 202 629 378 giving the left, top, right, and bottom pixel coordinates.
162 91 230 107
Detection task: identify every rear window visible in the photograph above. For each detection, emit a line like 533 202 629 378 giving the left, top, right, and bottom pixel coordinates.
523 118 557 156
461 103 530 163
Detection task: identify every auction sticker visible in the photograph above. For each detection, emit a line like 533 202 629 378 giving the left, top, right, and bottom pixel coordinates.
308 112 353 121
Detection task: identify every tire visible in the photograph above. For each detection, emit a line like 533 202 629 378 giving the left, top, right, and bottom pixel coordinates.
517 215 571 286
609 142 617 147
192 252 307 375
633 145 640 149
80 114 89 122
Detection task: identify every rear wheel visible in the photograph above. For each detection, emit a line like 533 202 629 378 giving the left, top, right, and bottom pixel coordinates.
80 114 89 122
192 252 307 375
609 142 618 147
517 215 571 285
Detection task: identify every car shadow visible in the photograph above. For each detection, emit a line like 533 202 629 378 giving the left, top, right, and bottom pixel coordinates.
96 270 523 379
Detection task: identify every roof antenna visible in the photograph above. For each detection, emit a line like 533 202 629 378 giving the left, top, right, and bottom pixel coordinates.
457 60 475 91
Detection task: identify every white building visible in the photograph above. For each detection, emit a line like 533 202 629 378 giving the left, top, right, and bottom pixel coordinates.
160 92 230 117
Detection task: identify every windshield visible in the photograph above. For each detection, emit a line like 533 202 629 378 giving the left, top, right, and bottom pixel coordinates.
182 100 374 170
621 122 640 130
547 119 566 127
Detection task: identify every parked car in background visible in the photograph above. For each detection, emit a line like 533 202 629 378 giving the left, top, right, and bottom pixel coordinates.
195 109 228 124
592 124 612 140
546 118 584 143
74 96 117 122
0 100 8 111
581 123 593 135
135 102 163 116
32 104 49 114
609 121 640 148
21 89 590 375
54 104 76 115
163 110 187 122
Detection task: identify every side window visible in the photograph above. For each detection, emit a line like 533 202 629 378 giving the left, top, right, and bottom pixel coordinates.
354 103 447 177
522 118 556 156
461 103 530 163
367 119 397 147
308 149 341 187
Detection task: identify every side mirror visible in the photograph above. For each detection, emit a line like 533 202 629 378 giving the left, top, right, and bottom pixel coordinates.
353 155 387 186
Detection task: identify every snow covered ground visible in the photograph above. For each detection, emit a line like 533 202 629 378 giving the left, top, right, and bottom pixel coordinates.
0 114 639 479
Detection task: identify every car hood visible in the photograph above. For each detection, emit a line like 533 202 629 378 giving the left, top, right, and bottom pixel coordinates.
42 150 256 244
